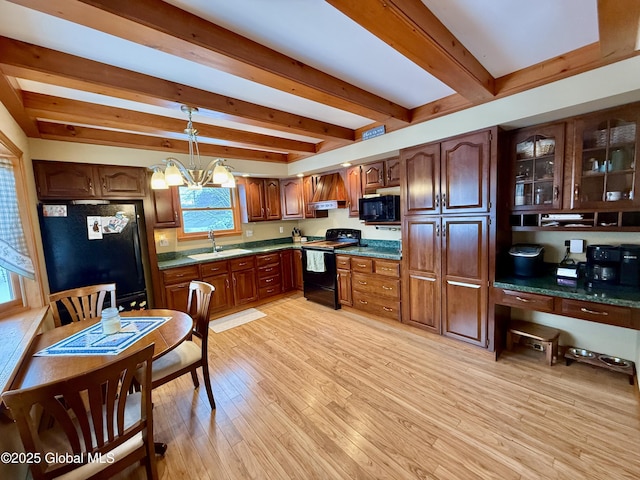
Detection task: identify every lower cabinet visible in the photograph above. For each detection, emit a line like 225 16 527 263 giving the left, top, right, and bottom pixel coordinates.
231 256 258 306
280 249 295 293
337 255 401 320
201 260 233 314
294 249 303 290
257 252 281 299
161 264 200 313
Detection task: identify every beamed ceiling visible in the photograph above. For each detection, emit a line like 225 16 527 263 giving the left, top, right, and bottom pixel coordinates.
0 0 639 168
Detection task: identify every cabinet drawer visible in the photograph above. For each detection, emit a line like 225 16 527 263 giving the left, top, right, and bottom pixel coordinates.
495 289 554 312
352 291 401 320
200 260 229 277
352 273 400 300
258 274 281 289
230 256 255 271
336 255 351 270
259 285 281 299
560 299 632 328
374 260 400 277
258 264 279 278
351 258 373 273
257 253 280 267
162 265 199 285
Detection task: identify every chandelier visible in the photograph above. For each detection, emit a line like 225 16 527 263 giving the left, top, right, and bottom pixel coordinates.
150 105 235 190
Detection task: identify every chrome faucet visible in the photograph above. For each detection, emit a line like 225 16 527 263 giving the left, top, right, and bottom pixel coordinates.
207 227 217 253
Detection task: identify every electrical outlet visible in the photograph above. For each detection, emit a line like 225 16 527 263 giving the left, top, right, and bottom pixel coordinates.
246 229 253 237
279 226 284 233
159 238 169 247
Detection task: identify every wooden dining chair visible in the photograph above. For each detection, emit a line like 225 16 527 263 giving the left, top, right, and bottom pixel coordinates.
49 283 117 327
2 343 158 480
150 280 216 409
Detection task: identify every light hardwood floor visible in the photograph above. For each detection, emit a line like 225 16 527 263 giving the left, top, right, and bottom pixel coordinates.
119 294 640 479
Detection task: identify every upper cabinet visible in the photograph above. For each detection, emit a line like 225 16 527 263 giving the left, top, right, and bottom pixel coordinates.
510 123 565 211
302 175 328 219
244 178 281 221
280 178 304 220
346 165 362 217
401 130 493 216
573 105 639 209
361 157 401 194
34 160 147 200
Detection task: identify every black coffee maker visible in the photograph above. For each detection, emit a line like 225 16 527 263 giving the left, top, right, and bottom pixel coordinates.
585 245 620 289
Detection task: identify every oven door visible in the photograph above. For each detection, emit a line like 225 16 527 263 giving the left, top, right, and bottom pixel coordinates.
301 249 339 309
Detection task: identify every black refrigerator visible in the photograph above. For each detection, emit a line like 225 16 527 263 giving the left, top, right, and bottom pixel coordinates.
38 201 148 311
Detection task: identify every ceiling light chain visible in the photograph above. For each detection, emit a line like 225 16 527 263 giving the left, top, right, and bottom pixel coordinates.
149 105 235 190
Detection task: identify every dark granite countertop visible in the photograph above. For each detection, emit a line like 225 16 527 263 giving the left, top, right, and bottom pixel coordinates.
494 269 640 309
158 238 401 270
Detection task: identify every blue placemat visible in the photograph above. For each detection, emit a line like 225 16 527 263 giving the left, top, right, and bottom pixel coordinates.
35 316 172 356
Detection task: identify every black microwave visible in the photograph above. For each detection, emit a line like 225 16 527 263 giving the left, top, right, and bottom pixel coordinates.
358 195 401 222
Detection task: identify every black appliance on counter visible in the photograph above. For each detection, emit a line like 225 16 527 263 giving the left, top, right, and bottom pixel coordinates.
508 244 545 277
586 245 620 288
302 228 361 309
38 202 149 319
358 195 400 222
586 244 640 288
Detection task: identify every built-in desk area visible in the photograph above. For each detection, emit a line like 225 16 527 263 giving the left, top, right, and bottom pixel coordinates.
493 272 640 330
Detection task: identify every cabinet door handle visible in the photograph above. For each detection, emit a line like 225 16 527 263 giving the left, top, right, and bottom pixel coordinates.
174 211 179 220
446 280 481 289
265 267 273 272
580 307 608 316
414 275 436 282
261 207 264 216
175 273 185 278
102 178 107 191
359 300 368 305
436 224 440 237
553 186 559 201
238 262 247 266
88 179 93 192
442 193 446 206
225 279 229 288
357 263 367 267
358 280 367 285
574 184 579 201
383 306 393 312
435 194 440 208
266 278 273 283
382 285 393 290
515 296 531 303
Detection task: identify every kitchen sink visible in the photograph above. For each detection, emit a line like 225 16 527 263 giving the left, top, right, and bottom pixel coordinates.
188 248 252 261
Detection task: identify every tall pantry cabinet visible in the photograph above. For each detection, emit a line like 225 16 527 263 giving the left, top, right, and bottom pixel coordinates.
400 128 499 350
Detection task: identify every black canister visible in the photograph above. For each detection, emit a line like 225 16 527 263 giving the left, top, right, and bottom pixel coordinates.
508 244 545 277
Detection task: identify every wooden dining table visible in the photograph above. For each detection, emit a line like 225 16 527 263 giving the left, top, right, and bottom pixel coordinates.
10 308 194 391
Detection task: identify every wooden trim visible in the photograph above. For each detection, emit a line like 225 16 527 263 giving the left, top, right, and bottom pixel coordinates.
598 0 640 60
0 70 39 137
176 186 244 241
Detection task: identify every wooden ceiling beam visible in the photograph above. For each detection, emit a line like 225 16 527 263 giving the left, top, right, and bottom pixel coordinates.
23 92 318 154
7 0 410 123
36 121 289 163
598 0 640 60
326 0 495 103
0 37 355 142
0 70 39 137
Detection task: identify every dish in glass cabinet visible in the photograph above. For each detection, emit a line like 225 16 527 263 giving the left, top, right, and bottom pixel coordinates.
599 355 631 368
567 348 595 358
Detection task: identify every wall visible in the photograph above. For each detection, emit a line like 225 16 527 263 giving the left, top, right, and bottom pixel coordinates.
513 230 640 380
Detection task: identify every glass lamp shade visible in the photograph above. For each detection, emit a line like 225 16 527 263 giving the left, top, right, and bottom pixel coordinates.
164 162 184 186
221 174 236 188
150 170 168 190
213 164 231 184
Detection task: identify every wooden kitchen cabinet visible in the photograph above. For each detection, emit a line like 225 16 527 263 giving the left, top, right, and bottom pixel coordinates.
201 260 232 314
280 249 295 293
33 160 147 200
401 131 492 216
151 186 181 228
161 264 200 312
336 254 352 306
302 175 328 219
346 165 362 217
293 249 303 290
245 178 281 221
350 257 401 320
34 160 97 199
510 122 565 210
361 157 401 194
257 252 281 299
230 256 258 306
280 178 304 219
572 104 640 209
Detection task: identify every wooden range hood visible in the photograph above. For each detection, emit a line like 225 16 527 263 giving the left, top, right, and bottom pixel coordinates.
309 172 348 210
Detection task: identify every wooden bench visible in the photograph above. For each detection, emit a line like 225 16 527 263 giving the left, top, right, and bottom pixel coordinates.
507 321 560 366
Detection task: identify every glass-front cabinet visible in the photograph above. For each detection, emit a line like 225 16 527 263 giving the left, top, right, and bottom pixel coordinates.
511 123 564 210
573 105 639 209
